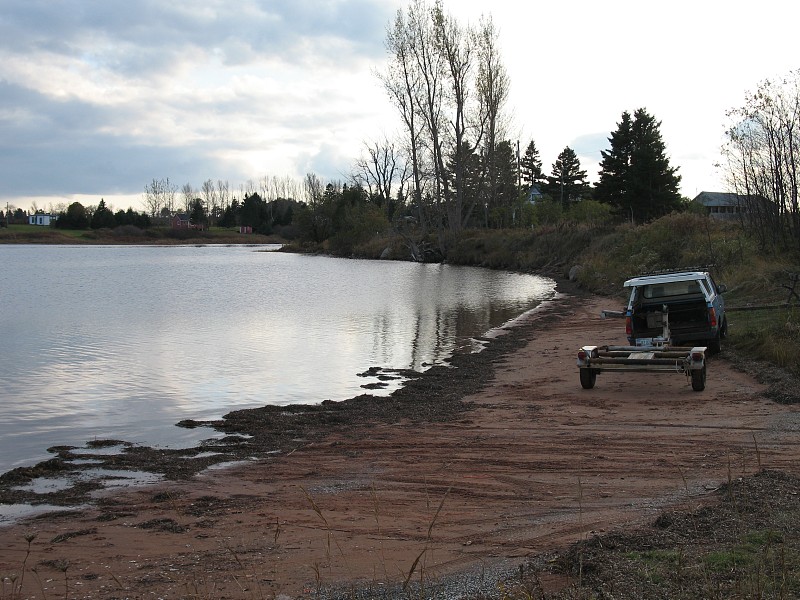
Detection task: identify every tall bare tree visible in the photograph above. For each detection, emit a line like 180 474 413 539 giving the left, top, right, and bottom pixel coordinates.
143 177 177 217
476 15 510 220
143 179 160 217
434 4 475 231
353 136 408 219
381 4 428 230
181 183 194 213
304 173 324 206
200 179 216 220
215 180 230 221
723 71 800 249
379 1 510 237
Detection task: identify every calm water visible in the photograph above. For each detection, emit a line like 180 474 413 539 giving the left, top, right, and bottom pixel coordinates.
0 245 555 472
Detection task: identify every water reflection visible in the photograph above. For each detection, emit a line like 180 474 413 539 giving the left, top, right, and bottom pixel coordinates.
0 245 555 472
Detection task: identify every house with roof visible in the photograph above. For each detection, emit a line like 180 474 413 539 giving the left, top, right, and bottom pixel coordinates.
526 184 545 205
171 213 190 229
171 212 206 231
692 191 750 220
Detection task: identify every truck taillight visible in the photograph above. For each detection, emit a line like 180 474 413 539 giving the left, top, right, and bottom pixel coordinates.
578 350 587 360
625 316 632 336
692 351 704 361
709 307 717 327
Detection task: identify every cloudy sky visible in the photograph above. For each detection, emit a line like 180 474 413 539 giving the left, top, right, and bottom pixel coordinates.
1 0 797 213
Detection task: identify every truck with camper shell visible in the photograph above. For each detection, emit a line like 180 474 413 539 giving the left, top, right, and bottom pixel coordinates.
576 270 727 392
623 270 727 353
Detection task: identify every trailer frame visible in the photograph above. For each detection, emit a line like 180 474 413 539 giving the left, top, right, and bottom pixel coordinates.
577 343 708 391
577 302 708 391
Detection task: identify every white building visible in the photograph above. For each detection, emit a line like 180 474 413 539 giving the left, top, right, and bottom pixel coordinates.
28 214 56 226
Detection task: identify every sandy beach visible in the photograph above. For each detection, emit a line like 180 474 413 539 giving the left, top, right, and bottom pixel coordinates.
2 287 799 599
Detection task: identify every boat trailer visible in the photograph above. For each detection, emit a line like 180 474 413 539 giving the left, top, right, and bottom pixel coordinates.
577 305 708 391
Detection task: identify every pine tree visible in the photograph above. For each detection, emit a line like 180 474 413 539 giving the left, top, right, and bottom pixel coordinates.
90 199 116 229
545 146 589 207
489 140 520 227
596 108 682 222
189 198 208 227
519 140 545 190
595 111 633 212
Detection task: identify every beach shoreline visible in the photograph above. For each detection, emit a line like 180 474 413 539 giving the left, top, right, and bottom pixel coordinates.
2 283 799 598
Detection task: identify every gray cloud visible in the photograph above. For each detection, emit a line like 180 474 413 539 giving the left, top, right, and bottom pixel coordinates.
0 0 395 204
1 1 389 71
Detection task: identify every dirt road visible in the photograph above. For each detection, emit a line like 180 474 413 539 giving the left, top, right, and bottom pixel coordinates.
2 292 798 599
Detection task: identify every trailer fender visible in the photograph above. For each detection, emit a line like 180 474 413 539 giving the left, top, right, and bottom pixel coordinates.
577 346 598 367
688 346 707 370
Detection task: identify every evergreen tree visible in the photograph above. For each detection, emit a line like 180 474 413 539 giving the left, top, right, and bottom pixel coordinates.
461 143 483 225
446 142 484 227
189 198 208 228
90 199 116 229
595 111 633 212
240 194 270 233
488 140 520 227
545 147 589 207
218 198 239 228
596 108 682 222
519 140 545 191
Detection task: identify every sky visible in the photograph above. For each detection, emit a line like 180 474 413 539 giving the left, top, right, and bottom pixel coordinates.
1 0 797 213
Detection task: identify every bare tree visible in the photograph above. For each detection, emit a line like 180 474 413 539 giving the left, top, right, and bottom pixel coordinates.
381 4 428 231
181 183 195 213
434 3 478 231
476 15 510 222
143 177 178 217
723 71 800 249
215 180 230 221
164 178 177 214
304 172 324 206
353 135 408 219
379 1 510 237
143 179 162 217
200 179 216 219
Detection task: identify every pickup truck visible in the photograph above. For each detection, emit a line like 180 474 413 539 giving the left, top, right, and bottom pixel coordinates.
624 270 727 353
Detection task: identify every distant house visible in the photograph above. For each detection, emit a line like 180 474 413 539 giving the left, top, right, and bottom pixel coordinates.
28 213 55 226
171 213 206 231
239 225 252 234
171 213 190 229
693 191 750 220
526 184 544 204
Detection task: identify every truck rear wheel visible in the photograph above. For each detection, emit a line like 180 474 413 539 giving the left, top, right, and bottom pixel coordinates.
580 368 597 389
708 331 721 354
691 366 706 391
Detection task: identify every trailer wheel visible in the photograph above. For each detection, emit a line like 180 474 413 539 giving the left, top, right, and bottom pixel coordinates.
580 368 597 389
691 366 706 392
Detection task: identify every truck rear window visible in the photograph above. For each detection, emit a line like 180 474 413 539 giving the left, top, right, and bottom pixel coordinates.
642 281 704 299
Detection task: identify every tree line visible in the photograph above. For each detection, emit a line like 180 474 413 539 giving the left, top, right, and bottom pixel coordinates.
9 1 687 251
359 0 683 257
25 2 800 258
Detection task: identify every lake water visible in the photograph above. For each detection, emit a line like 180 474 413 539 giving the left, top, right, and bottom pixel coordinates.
0 245 555 473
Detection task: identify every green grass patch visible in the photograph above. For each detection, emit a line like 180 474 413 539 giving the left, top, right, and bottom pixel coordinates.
625 549 683 567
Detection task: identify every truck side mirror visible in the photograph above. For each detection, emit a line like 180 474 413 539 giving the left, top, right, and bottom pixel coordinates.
717 284 727 293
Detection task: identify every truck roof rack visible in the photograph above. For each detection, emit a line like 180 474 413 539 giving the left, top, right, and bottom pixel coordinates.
640 266 714 276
